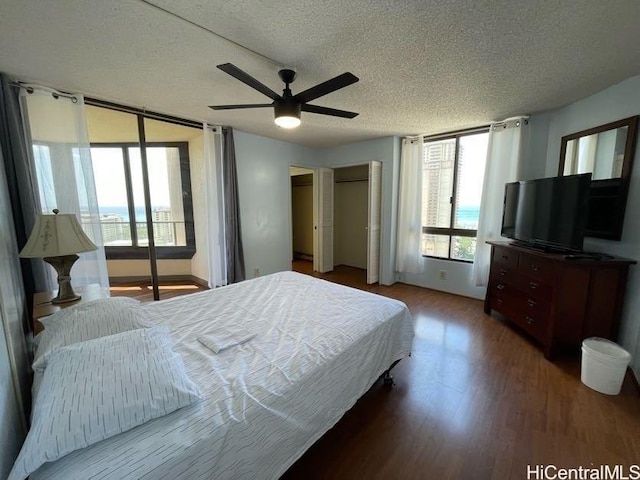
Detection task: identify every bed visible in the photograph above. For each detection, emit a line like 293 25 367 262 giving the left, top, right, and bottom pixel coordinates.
13 271 414 480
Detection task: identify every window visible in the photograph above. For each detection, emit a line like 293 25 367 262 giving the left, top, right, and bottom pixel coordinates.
91 142 195 259
421 129 489 262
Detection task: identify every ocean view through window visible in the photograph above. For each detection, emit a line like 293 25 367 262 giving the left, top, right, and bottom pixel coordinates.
91 142 195 257
421 128 489 261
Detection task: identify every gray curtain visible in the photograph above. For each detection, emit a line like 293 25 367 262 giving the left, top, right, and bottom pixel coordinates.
0 74 49 316
222 127 245 283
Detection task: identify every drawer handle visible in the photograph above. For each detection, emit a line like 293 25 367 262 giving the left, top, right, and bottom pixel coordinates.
502 255 509 261
527 299 537 307
496 284 505 290
525 316 534 325
531 264 539 271
529 281 538 289
496 299 503 305
499 269 507 276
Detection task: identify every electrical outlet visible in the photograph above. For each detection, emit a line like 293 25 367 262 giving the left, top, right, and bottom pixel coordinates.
253 267 260 277
439 270 446 280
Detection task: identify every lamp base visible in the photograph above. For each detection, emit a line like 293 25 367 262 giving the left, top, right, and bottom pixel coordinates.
43 254 82 305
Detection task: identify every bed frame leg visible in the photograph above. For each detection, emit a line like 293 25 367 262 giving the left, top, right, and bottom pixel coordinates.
382 371 394 387
380 359 402 387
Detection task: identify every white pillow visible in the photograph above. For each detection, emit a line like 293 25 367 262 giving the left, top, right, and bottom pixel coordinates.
9 326 201 480
34 297 152 371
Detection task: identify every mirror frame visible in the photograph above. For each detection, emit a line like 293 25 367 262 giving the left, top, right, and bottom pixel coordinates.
558 115 638 241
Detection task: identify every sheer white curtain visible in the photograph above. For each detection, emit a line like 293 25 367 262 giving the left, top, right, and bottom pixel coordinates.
203 124 227 288
19 86 109 290
472 117 529 286
396 136 425 274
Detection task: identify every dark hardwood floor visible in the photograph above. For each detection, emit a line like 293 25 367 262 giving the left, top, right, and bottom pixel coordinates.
282 261 640 479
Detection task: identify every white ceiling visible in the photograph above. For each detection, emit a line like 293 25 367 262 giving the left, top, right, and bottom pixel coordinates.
1 0 640 148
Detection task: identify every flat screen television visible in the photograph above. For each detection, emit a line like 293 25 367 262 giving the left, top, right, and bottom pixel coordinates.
501 173 592 252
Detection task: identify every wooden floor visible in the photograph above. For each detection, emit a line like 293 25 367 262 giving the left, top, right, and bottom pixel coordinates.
108 265 640 479
109 282 208 302
282 261 640 479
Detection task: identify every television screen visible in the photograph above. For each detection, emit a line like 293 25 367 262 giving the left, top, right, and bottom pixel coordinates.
501 173 592 252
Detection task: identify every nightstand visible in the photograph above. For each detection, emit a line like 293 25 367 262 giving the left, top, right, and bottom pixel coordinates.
33 284 109 334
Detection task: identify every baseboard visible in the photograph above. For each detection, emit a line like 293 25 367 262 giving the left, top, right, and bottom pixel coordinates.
109 274 208 288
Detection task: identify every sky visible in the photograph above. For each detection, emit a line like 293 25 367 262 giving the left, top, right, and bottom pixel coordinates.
92 147 172 207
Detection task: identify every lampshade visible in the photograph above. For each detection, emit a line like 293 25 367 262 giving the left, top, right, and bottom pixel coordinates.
19 211 97 258
274 100 301 129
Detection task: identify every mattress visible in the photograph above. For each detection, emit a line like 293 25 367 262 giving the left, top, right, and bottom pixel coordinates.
32 271 414 479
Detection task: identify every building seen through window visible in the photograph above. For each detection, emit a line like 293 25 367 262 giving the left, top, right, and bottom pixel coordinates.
421 129 489 262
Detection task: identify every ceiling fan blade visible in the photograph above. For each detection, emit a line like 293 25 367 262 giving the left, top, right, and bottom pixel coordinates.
217 63 281 101
209 103 273 110
301 104 359 119
293 72 359 104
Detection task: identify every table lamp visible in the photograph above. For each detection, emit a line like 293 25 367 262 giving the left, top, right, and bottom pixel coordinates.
19 209 98 304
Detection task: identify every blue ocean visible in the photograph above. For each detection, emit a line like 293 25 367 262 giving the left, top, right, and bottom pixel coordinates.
99 206 158 222
456 206 481 228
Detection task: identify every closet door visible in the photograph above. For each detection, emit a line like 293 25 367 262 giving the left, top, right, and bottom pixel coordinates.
367 161 382 284
313 167 334 273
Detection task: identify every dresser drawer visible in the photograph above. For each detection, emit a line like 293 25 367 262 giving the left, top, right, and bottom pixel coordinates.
491 263 517 284
488 280 522 315
513 309 549 343
493 246 519 270
518 254 557 283
516 275 553 301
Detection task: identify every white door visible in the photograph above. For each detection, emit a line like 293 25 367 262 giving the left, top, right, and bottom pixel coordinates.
313 167 334 273
367 161 382 284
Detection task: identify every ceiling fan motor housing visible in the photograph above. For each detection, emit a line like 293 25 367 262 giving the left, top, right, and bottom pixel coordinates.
274 98 301 119
278 68 297 85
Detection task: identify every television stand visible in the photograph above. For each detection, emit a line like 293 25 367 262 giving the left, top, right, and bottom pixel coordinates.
484 241 636 360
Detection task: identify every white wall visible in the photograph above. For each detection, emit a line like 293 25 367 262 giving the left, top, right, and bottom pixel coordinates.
188 133 209 282
537 74 640 380
233 130 319 278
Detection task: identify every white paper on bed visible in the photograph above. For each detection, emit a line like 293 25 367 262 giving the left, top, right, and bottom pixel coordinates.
32 271 414 480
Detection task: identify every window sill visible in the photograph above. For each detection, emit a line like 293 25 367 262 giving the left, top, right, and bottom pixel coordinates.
105 246 196 260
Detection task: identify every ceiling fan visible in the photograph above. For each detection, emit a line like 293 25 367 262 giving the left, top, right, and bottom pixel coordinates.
210 63 359 129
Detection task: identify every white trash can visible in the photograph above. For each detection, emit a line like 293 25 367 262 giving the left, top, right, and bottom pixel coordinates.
581 337 631 395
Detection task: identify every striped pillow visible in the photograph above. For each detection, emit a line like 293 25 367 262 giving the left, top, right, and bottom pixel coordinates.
34 297 152 371
9 327 201 480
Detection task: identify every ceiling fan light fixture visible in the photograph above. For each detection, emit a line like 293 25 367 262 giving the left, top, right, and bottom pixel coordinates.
275 115 301 129
274 100 302 129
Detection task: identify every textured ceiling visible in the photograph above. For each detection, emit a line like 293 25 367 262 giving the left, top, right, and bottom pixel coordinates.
1 0 640 148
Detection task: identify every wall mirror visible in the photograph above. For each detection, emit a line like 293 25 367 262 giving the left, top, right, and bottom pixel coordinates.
558 115 638 240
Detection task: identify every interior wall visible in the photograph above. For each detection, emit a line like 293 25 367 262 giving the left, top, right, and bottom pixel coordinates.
233 130 319 278
317 137 400 285
334 165 368 269
537 73 640 380
291 173 313 257
188 132 209 282
0 153 27 477
107 259 192 278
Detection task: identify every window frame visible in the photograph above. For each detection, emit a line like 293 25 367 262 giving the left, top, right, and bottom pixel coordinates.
91 141 196 260
421 126 490 263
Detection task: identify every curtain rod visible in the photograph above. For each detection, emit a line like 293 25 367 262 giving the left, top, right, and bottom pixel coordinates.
10 82 79 102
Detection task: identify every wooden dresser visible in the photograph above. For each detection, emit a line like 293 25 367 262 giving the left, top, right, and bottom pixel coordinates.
484 241 636 359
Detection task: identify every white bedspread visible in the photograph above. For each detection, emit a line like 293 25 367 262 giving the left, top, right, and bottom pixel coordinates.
32 271 414 479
